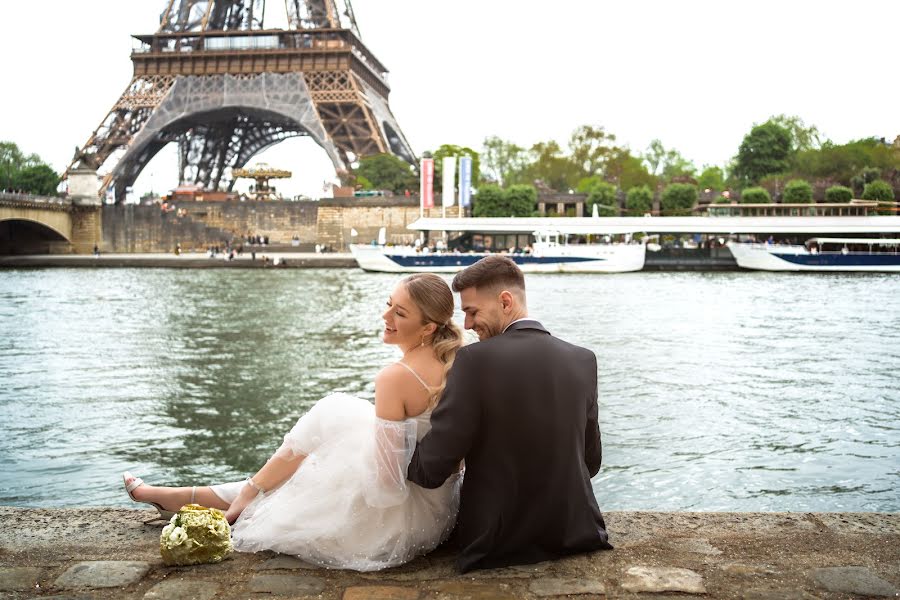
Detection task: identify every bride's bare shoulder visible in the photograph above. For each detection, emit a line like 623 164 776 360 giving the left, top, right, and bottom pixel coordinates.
374 364 409 420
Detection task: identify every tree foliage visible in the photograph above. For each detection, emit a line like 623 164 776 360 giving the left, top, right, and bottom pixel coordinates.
643 139 695 180
568 125 618 177
660 183 698 215
697 165 725 191
625 185 653 216
782 179 813 203
740 187 772 204
481 136 527 186
1 141 58 195
472 184 536 217
586 181 617 216
768 114 822 153
824 185 853 203
733 121 793 185
861 179 895 201
605 149 657 191
354 153 416 194
431 144 480 193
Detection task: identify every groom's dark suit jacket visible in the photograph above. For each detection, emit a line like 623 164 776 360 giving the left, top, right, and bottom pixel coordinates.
407 320 612 572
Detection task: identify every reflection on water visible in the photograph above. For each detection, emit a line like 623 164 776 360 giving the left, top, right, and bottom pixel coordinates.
0 269 898 511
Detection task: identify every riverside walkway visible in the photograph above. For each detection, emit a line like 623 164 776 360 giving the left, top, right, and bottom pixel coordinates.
1 508 897 599
0 252 357 269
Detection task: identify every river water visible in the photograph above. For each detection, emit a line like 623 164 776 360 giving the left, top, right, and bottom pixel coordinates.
0 268 898 512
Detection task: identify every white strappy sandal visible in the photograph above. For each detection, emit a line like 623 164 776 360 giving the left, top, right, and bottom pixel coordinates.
123 471 182 522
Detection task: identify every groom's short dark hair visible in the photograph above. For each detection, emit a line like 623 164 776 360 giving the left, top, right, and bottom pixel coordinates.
452 255 525 294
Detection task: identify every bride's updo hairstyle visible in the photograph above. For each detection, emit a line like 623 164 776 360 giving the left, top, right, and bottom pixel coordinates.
402 273 464 407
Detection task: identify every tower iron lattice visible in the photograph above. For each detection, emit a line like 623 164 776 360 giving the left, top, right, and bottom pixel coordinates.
68 0 415 202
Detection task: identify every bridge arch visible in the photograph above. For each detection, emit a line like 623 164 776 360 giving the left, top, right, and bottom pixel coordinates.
0 217 71 255
109 73 345 202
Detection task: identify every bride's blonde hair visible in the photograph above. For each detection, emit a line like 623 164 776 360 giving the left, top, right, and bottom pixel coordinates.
402 273 463 407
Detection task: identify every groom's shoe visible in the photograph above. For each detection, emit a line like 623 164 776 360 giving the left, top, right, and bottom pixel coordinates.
123 472 175 522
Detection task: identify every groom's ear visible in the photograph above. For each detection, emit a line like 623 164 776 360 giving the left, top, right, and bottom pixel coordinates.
498 290 515 312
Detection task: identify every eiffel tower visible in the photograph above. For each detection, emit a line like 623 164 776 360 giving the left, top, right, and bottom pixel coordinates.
67 0 415 203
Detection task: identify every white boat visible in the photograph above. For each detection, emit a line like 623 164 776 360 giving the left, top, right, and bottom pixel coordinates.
728 238 900 272
350 230 645 273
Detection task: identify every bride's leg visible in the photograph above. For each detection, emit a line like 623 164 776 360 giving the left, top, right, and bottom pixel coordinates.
223 452 307 524
130 484 230 512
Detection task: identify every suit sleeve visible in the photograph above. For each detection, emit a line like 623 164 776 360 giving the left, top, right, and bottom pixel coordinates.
584 351 602 477
407 347 480 489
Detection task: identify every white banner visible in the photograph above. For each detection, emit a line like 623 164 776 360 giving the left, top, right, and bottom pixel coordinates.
442 156 456 208
458 156 472 208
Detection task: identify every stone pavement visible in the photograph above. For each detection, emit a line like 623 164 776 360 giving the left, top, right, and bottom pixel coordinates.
0 509 898 599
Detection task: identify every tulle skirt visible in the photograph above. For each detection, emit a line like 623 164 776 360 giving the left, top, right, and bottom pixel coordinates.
212 393 460 571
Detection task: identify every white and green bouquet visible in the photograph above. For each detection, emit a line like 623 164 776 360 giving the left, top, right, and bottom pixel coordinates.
160 504 233 566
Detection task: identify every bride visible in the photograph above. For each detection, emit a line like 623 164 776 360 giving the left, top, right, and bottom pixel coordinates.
123 273 464 570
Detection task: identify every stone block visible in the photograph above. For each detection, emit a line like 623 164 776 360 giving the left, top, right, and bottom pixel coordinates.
529 577 606 596
343 585 420 600
0 566 43 591
811 566 898 597
621 566 706 594
254 555 317 570
143 579 219 600
54 561 150 590
248 573 325 596
427 581 518 600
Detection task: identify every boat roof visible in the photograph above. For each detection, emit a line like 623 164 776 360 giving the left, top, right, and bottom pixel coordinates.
809 237 900 244
407 216 900 235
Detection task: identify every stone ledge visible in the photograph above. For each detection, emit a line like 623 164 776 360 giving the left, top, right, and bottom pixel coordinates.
0 508 897 599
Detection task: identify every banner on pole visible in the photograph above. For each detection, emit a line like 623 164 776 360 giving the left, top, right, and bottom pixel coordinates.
420 158 434 209
458 156 472 208
442 156 456 208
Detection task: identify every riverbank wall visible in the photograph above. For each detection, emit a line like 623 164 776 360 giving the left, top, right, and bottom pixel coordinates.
1 508 897 598
100 198 434 254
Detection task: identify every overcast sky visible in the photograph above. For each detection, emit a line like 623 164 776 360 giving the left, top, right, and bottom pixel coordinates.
2 0 897 198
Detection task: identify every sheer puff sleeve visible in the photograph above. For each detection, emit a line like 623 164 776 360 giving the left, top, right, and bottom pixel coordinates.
363 416 418 508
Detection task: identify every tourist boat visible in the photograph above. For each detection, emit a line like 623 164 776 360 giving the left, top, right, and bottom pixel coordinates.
727 238 900 272
350 229 646 273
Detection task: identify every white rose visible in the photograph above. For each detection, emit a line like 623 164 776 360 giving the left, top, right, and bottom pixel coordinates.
169 526 188 546
161 523 175 538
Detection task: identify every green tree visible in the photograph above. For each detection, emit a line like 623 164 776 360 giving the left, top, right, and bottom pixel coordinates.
824 185 853 203
697 165 725 191
481 136 527 186
586 181 617 216
568 125 618 177
625 185 653 216
354 153 416 194
861 179 895 201
605 149 657 191
660 183 698 215
1 141 54 193
643 139 695 180
519 140 582 191
733 121 792 185
740 187 772 204
768 114 822 152
503 184 538 217
472 184 536 217
782 179 813 203
431 144 480 193
14 164 60 196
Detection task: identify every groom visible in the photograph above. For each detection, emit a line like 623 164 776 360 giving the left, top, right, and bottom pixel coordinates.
407 255 613 572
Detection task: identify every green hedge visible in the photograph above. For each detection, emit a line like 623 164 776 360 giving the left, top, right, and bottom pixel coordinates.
625 185 653 216
660 183 698 215
783 179 813 203
740 187 771 204
824 185 853 203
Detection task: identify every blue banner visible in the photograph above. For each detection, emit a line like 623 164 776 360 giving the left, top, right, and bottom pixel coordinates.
458 156 472 208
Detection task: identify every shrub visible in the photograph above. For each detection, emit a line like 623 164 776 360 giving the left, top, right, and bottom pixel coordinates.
625 185 653 216
660 183 698 215
740 187 771 204
861 179 895 202
824 185 853 203
586 181 617 216
782 179 813 203
504 185 538 217
472 184 505 217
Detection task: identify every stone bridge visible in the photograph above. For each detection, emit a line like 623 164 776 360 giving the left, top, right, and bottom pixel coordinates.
0 192 101 255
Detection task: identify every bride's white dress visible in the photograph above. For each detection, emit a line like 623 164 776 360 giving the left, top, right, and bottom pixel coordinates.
209 382 461 571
